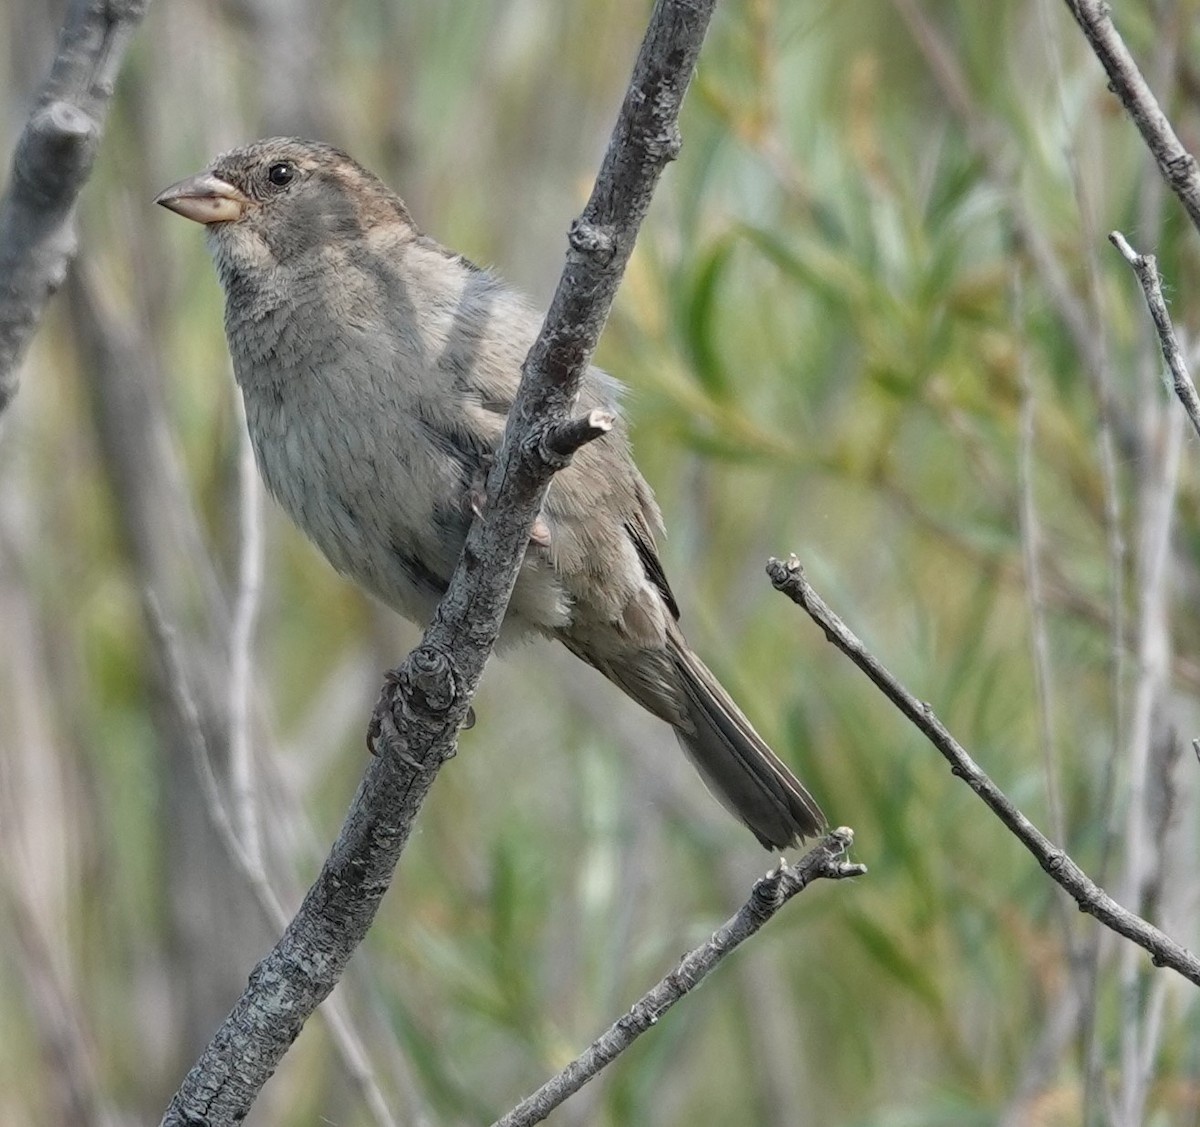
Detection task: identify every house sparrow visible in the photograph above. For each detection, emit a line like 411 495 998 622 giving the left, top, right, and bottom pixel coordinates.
156 138 825 849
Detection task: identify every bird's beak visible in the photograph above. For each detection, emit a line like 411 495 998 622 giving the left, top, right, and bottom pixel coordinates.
155 172 251 224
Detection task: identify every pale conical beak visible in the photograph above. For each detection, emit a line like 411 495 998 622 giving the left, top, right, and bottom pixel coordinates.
155 172 251 224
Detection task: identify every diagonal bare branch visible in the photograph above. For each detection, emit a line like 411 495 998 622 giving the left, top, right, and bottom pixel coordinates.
767 555 1200 988
1062 0 1200 237
491 830 865 1127
1109 230 1200 441
159 3 720 1123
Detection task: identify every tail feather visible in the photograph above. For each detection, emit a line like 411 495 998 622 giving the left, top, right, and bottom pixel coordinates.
561 626 825 850
667 635 824 849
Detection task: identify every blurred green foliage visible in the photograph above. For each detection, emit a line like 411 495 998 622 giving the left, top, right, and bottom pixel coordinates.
2 0 1200 1124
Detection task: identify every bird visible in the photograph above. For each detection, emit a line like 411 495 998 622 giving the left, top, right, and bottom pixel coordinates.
156 138 825 849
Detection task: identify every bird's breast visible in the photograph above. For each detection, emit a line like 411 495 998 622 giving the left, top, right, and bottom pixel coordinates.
225 255 574 637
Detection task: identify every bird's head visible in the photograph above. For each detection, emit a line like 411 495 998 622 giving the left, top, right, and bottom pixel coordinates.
155 137 415 278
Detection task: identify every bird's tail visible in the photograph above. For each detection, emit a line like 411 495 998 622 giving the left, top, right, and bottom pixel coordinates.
566 624 825 850
665 630 824 849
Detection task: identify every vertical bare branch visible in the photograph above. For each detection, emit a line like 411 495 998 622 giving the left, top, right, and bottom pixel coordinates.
1118 403 1183 1127
67 253 404 1123
0 529 123 1127
889 0 1108 391
229 406 266 872
1014 273 1067 849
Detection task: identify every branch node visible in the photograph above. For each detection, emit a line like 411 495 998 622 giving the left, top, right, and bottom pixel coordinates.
815 827 864 881
749 868 786 916
538 408 615 467
1167 151 1198 184
644 116 683 164
16 101 97 204
567 218 616 262
400 644 457 716
765 554 804 595
664 124 683 162
828 825 855 851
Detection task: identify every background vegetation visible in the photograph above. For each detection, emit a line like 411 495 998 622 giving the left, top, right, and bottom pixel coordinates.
2 0 1198 1124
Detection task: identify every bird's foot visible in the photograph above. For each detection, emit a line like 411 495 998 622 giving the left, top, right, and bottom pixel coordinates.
464 459 551 548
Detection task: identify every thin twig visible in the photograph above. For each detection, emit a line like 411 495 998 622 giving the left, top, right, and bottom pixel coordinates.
998 986 1082 1127
144 596 264 896
1109 231 1200 441
491 831 865 1127
1117 403 1183 1127
0 550 120 1127
228 405 402 1127
229 404 266 872
0 0 150 412
766 556 1200 986
1 879 121 1127
1013 268 1068 852
76 242 420 1118
888 0 1113 412
1037 0 1132 1108
1062 0 1200 236
146 596 400 1127
159 4 720 1124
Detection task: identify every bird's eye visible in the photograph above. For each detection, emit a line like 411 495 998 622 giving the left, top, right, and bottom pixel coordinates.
266 162 295 187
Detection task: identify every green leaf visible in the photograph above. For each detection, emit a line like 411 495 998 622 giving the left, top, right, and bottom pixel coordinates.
680 235 737 402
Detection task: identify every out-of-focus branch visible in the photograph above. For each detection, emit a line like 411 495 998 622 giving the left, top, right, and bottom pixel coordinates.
147 599 402 1127
159 3 719 1124
766 556 1200 988
1117 400 1182 1127
71 256 404 1123
1109 231 1200 441
1062 0 1200 237
1014 273 1067 852
3 882 122 1127
0 556 122 1127
879 482 1200 693
228 408 266 872
889 0 1110 406
0 0 149 414
67 263 229 629
491 830 865 1127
